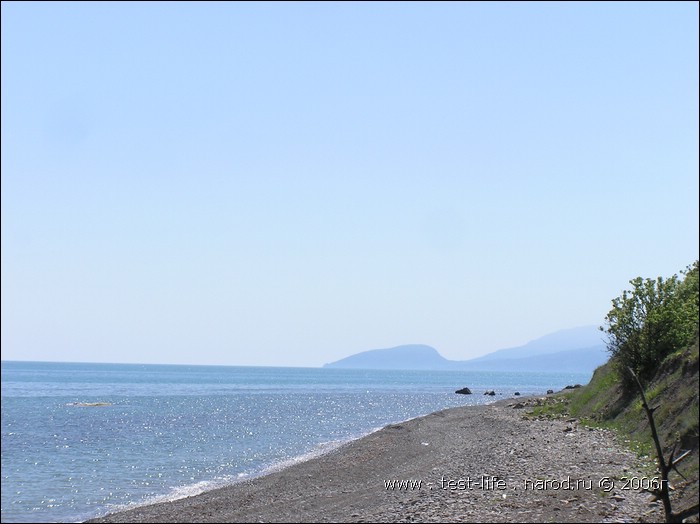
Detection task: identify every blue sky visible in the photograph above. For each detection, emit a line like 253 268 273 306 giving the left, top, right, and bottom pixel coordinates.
2 2 698 367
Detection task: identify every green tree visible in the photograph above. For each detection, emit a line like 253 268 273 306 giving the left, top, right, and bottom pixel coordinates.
670 260 699 348
600 261 699 389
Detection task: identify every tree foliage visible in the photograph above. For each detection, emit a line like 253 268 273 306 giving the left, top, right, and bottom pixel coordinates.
600 261 699 389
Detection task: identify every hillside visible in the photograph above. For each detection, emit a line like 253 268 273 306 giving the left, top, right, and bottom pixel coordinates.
533 334 699 520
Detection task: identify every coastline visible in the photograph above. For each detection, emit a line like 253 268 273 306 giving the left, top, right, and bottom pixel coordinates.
86 397 663 523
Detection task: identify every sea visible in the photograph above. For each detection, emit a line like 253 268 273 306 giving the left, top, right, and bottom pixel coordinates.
0 360 591 523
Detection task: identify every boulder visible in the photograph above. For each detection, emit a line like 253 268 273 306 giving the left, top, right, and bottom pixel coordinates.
455 387 472 395
484 390 496 396
546 389 554 394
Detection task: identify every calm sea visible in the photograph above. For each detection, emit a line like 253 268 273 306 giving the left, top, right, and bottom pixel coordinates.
1 361 590 523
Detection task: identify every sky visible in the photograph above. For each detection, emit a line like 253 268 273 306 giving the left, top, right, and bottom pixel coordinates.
1 2 698 367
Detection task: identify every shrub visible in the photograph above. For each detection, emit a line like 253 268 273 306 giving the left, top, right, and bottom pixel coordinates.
600 261 698 390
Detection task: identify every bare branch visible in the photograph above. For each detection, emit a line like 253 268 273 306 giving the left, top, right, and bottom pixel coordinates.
670 449 692 467
672 503 700 522
627 367 673 522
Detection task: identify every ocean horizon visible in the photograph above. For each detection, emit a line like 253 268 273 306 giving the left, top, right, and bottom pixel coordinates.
1 360 591 523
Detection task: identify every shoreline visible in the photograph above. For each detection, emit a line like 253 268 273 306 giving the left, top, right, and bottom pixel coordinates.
84 405 463 521
86 397 663 523
86 397 510 521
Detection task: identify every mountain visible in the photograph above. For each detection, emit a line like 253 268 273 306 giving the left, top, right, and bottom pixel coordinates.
323 326 608 373
464 326 604 362
323 344 453 370
452 345 608 373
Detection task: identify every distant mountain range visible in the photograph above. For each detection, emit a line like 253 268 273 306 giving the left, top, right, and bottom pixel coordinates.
323 326 608 374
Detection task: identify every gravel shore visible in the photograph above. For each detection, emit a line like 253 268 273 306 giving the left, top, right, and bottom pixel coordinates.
87 398 664 523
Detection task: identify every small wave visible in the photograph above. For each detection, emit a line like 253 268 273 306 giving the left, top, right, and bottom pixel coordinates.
257 439 350 476
65 402 112 407
158 478 236 501
96 476 238 518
